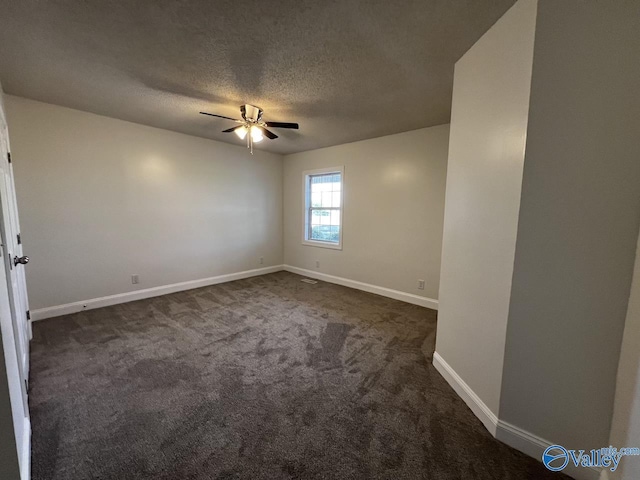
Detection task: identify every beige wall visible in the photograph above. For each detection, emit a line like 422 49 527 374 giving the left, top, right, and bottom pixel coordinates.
436 0 640 466
5 95 283 310
283 125 449 302
605 233 640 480
500 0 640 450
434 0 537 416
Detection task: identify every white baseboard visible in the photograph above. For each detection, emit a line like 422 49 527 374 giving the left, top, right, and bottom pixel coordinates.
31 265 285 321
495 419 548 459
432 351 498 435
283 265 438 310
433 351 601 480
33 265 437 321
495 421 600 480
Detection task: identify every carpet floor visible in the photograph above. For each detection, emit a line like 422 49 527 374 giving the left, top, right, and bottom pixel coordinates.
30 271 569 479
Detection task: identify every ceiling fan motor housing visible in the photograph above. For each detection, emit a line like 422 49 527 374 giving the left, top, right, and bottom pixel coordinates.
243 104 262 122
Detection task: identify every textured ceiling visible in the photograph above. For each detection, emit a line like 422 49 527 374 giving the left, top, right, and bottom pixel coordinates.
0 0 515 154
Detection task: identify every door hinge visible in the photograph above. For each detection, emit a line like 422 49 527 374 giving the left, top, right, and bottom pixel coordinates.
16 233 21 245
26 310 30 320
7 152 11 164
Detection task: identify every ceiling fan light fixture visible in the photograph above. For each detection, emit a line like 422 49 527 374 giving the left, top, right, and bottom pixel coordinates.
234 126 248 140
250 125 263 143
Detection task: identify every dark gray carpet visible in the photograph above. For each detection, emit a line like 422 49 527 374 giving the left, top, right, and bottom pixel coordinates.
29 271 569 479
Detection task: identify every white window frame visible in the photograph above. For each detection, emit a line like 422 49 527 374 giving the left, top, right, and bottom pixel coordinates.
302 166 344 250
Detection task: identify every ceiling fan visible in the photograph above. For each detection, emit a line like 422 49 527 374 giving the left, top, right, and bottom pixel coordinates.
200 104 299 154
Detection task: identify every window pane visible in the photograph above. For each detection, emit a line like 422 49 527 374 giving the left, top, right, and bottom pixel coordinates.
311 225 331 241
331 192 340 208
307 171 342 244
311 174 341 191
310 225 340 242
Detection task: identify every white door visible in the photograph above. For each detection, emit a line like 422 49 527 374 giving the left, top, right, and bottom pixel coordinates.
0 228 29 480
0 109 30 402
0 98 30 479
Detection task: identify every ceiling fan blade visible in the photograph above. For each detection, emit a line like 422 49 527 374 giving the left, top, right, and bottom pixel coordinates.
222 126 239 133
265 121 299 129
257 126 278 140
200 111 239 121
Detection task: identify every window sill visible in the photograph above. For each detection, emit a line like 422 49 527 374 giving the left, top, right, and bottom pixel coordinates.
302 240 343 251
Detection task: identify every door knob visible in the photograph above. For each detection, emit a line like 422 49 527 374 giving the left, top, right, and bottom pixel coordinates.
14 255 29 266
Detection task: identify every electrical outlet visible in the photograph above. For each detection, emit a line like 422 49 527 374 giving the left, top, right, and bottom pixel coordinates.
260 257 264 265
315 260 320 268
131 274 140 285
417 279 425 290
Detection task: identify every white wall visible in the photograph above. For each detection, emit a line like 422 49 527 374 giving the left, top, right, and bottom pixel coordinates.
605 233 640 480
283 125 449 302
5 95 283 311
500 0 640 451
434 0 537 417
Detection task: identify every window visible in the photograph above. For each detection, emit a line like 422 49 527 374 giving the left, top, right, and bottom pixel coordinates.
303 166 344 249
